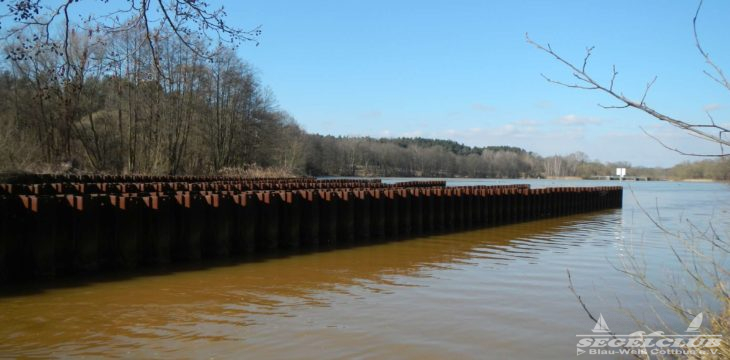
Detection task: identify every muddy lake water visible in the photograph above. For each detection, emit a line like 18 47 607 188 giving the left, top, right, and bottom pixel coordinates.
1 179 728 359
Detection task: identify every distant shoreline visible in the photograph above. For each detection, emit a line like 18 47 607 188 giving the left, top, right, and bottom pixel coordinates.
680 178 716 183
1 172 726 184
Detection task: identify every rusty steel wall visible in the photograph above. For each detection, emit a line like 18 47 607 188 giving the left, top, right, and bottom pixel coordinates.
0 178 621 283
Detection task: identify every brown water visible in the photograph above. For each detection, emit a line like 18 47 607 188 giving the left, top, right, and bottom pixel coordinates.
1 180 729 359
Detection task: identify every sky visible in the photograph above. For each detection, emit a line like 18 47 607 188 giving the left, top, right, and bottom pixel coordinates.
222 0 730 167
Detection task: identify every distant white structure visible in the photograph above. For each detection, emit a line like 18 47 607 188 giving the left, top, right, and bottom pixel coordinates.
616 167 626 181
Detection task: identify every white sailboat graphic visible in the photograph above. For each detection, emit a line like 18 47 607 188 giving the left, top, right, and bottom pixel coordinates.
592 313 611 333
686 313 703 332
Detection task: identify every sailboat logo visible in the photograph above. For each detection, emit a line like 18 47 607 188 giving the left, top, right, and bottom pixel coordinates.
577 311 722 356
686 313 703 333
592 313 611 333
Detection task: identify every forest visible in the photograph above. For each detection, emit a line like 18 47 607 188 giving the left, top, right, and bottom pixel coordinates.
300 136 730 180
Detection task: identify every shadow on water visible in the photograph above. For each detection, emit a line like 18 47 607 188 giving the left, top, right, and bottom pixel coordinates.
0 209 621 299
0 209 623 357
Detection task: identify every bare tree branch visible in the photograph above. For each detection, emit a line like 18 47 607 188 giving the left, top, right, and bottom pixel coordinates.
1 0 262 78
609 64 617 91
567 269 643 360
140 0 164 78
539 73 598 90
582 46 594 73
640 76 657 106
693 0 730 92
598 103 629 109
526 32 730 152
639 127 729 157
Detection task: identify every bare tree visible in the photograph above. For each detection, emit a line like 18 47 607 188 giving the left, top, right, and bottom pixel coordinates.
526 0 728 157
1 0 261 77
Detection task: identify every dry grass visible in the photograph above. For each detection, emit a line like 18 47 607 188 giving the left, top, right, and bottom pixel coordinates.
705 298 730 359
217 165 298 178
1 164 300 183
570 187 729 359
0 161 87 183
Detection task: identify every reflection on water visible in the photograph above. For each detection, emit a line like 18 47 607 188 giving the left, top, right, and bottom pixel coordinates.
1 180 729 359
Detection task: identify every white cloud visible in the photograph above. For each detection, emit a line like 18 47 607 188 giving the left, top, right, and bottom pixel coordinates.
471 102 496 112
513 119 542 127
556 114 601 126
401 130 424 137
534 100 553 109
593 126 721 166
367 117 715 167
702 103 722 112
361 110 383 119
437 120 559 145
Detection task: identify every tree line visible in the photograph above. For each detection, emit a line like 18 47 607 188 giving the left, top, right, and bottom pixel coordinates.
0 17 304 175
298 136 730 180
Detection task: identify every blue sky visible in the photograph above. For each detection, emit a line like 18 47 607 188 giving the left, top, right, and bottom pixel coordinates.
224 0 729 167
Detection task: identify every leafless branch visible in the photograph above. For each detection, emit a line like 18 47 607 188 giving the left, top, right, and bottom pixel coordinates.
526 32 730 152
567 269 643 360
62 0 71 76
609 64 617 91
598 103 629 109
693 0 730 92
1 0 262 78
640 76 657 106
639 127 729 157
540 73 597 90
582 46 594 73
140 0 164 78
